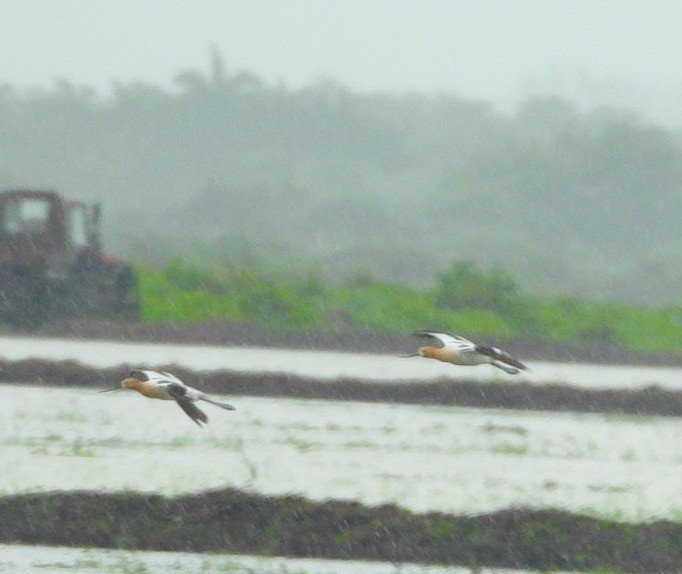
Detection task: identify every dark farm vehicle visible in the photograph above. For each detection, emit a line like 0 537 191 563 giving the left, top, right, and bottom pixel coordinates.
0 189 138 328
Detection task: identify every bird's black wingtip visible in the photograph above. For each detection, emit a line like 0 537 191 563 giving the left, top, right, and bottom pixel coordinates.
410 329 434 337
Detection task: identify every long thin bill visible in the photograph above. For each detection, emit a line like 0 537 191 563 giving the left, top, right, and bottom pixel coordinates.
98 385 121 393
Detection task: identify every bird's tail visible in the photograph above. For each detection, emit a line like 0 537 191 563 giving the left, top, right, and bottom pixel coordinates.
200 394 236 411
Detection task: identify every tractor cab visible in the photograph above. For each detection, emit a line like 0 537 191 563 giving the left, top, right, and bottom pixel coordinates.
0 189 136 327
0 190 100 266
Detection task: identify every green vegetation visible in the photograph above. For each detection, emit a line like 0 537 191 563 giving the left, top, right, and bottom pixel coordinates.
6 487 678 572
138 259 682 354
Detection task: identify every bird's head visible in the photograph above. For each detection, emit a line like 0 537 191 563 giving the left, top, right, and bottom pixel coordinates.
100 370 148 393
120 376 143 390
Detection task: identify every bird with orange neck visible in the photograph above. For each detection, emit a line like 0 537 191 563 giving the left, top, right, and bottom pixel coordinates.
101 369 236 426
405 330 527 374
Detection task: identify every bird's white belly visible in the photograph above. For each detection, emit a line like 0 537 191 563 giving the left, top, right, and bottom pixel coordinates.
457 353 491 366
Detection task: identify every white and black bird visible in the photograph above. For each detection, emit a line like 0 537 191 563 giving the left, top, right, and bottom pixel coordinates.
405 330 528 374
101 369 236 426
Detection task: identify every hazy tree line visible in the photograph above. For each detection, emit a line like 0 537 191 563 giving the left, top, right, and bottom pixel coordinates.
1 50 681 304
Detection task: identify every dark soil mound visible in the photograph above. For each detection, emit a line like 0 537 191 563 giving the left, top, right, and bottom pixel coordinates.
3 357 682 417
0 489 679 572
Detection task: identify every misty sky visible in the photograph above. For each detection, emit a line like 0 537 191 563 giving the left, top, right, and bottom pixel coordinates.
2 1 682 123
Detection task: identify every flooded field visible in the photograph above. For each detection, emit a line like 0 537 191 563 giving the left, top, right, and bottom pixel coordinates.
0 544 578 574
2 383 681 521
2 335 680 570
2 334 682 390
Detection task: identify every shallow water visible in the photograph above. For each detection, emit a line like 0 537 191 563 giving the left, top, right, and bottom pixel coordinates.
2 384 681 521
1 543 552 574
0 334 681 390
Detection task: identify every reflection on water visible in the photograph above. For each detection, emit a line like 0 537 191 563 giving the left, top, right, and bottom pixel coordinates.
3 543 540 574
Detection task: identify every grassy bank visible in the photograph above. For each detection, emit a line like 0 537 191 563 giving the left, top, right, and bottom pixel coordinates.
137 260 682 355
0 488 679 572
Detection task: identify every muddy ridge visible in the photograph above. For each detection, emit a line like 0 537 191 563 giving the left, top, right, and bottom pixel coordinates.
2 357 682 417
0 488 678 573
25 317 682 367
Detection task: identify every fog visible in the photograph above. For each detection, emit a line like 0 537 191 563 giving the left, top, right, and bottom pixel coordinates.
4 1 682 123
2 1 682 303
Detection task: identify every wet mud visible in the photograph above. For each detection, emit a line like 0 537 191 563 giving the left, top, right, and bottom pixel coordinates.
0 488 679 573
2 357 682 417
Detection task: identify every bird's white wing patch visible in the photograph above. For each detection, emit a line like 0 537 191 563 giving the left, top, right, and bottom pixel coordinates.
143 370 186 386
413 331 476 351
415 331 476 349
450 339 477 352
160 371 185 384
414 331 454 344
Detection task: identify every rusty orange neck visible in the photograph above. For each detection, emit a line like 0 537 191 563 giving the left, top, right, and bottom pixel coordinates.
420 346 451 362
121 377 165 399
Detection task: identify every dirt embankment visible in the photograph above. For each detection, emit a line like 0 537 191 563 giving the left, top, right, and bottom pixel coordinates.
6 317 682 418
2 357 682 418
0 489 679 573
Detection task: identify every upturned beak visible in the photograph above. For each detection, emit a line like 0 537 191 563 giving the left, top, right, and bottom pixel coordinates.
99 385 122 393
399 353 421 358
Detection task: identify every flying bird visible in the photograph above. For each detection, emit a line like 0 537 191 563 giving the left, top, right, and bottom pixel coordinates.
405 330 527 374
101 369 236 426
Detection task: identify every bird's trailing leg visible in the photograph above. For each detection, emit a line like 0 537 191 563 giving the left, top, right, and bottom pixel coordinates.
199 394 236 411
491 361 520 375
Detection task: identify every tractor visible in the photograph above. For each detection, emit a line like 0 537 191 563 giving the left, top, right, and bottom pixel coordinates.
0 189 138 328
